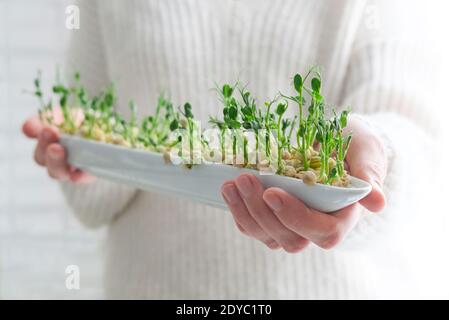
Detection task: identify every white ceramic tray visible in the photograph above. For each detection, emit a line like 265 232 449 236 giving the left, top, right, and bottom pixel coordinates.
59 134 371 212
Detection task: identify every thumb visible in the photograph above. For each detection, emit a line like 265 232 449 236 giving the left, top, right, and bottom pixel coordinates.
346 120 388 213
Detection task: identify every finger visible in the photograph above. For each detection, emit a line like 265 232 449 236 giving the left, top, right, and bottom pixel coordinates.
235 174 309 253
22 116 43 138
34 127 59 166
263 188 359 249
46 144 70 180
34 127 60 166
221 182 279 249
346 133 387 212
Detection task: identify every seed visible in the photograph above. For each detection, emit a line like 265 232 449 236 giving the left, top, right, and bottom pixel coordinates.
179 118 188 128
92 126 106 142
310 156 321 169
112 134 125 145
284 165 296 177
293 159 302 168
163 151 171 164
211 150 222 163
282 150 292 160
131 127 139 138
257 159 270 170
80 126 89 137
302 170 317 185
295 172 304 179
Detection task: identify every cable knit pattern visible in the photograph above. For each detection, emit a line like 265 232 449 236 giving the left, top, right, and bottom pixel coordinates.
58 0 445 299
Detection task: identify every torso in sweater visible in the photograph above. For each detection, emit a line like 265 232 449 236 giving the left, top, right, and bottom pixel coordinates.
62 0 439 299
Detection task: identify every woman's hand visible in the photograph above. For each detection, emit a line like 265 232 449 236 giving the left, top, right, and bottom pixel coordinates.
221 116 387 252
22 110 95 183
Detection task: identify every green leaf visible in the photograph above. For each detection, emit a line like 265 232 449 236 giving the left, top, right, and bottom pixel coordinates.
222 84 233 98
241 91 250 105
228 119 241 129
316 126 324 143
169 119 179 131
52 85 66 94
242 106 252 117
299 122 306 137
104 90 115 107
293 74 303 92
60 95 67 107
311 77 321 92
281 118 290 131
251 120 260 130
184 102 193 118
228 106 238 119
230 97 237 108
243 122 252 129
344 134 352 153
340 110 348 128
276 103 287 116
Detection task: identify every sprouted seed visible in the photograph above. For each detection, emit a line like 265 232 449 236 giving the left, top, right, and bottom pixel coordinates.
30 67 353 187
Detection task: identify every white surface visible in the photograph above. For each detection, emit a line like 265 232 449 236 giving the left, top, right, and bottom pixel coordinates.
0 0 104 299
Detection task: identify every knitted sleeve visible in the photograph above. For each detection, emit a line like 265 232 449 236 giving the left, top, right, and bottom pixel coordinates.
59 0 137 229
337 0 442 249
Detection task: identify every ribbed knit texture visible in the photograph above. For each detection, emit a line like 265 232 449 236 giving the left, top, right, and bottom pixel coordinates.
59 0 445 299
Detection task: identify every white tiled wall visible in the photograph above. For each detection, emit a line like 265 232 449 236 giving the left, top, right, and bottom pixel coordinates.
0 0 105 299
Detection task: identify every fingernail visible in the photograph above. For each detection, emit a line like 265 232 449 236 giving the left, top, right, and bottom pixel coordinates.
222 184 240 205
263 192 283 211
235 175 253 198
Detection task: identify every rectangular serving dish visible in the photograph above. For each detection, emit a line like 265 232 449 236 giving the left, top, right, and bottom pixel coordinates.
60 134 371 212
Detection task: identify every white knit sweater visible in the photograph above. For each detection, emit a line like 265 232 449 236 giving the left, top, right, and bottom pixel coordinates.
60 0 446 299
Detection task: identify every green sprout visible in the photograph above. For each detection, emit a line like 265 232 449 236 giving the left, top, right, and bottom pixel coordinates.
275 101 288 172
30 67 354 187
238 87 261 166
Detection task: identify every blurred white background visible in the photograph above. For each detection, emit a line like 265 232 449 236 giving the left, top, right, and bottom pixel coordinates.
0 0 104 299
0 0 448 299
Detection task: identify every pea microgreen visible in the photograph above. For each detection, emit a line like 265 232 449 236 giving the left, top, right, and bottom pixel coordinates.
30 67 353 187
